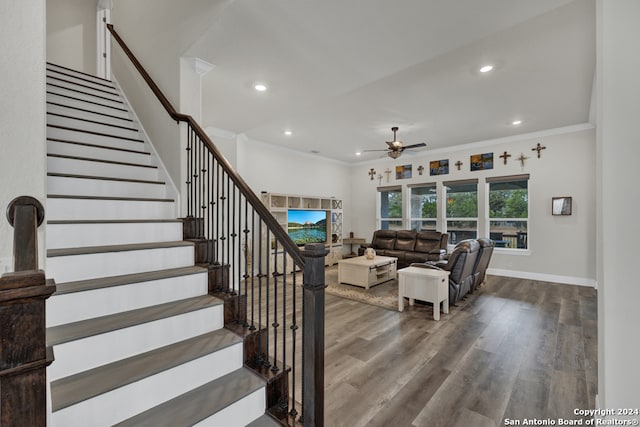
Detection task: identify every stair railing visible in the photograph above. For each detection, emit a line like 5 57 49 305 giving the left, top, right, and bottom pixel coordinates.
0 196 56 427
107 24 325 426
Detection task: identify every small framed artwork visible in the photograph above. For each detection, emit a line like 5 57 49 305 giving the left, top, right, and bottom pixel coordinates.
470 152 494 171
395 164 412 179
429 159 449 176
552 197 572 215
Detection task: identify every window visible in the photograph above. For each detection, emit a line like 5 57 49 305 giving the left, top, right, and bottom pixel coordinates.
487 175 529 249
409 184 437 231
445 180 478 244
378 186 403 230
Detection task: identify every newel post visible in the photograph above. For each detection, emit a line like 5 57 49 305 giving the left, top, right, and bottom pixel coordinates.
1 196 56 427
302 243 327 427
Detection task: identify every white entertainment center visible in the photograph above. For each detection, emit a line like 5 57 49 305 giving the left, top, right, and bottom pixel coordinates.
261 192 343 270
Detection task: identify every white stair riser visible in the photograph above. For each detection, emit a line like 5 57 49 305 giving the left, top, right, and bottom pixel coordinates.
46 93 131 119
47 85 125 109
47 141 151 166
48 305 225 381
196 389 266 427
47 222 183 249
47 114 141 140
48 176 166 199
47 157 157 181
46 245 194 283
46 75 118 96
46 65 116 89
47 126 143 151
47 103 136 128
47 198 175 221
47 272 208 326
46 78 121 104
51 344 242 427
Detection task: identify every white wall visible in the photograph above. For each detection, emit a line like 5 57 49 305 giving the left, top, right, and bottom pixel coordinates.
596 0 640 411
350 126 596 285
0 1 47 273
46 0 96 74
236 137 352 234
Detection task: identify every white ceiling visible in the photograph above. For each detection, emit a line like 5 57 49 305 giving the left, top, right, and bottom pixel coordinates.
189 0 595 163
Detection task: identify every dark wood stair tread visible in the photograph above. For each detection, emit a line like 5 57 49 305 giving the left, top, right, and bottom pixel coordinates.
50 329 242 412
47 194 174 202
46 75 119 96
47 172 164 185
47 138 150 156
48 219 181 225
53 266 206 295
114 368 265 427
47 240 194 258
47 124 144 143
47 82 124 104
47 101 134 122
46 91 129 112
47 111 138 132
47 153 157 169
47 62 114 84
46 295 223 347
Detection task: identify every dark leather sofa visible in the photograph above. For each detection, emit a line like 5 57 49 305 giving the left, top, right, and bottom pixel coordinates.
358 230 448 268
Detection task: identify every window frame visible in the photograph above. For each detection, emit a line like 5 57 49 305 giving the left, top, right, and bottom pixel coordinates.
408 182 438 231
443 179 479 246
486 174 530 252
377 185 404 230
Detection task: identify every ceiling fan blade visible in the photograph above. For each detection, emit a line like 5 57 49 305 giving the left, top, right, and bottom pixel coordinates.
403 142 427 150
363 149 390 152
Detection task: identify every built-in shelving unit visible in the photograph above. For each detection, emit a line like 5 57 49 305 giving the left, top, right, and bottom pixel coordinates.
261 192 343 269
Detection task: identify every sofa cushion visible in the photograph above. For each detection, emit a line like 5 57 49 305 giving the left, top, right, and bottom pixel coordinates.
372 230 396 250
395 230 417 251
405 251 430 264
415 231 441 253
383 250 406 264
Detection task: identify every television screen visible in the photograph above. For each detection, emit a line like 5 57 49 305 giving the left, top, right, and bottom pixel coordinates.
287 209 327 246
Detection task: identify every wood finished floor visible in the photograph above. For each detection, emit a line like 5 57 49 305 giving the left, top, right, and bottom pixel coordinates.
235 271 597 426
321 274 597 427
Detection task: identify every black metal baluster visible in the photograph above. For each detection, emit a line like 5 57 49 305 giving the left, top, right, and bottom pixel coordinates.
216 163 220 265
290 263 299 418
185 126 192 217
227 174 233 295
200 140 206 243
207 152 212 263
220 170 227 293
249 209 256 331
257 220 264 363
243 197 249 328
265 228 271 369
272 241 279 373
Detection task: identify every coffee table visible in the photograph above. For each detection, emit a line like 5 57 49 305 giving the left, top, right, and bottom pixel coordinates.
397 266 450 320
337 255 397 289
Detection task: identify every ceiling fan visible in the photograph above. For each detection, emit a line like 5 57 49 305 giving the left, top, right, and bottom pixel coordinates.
365 126 427 159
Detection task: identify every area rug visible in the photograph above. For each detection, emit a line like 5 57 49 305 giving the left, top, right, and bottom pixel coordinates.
323 266 399 311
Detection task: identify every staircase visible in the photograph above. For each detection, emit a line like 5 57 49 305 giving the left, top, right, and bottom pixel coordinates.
44 63 279 426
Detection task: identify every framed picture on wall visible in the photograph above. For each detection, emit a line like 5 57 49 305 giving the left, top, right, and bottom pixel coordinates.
470 152 494 171
552 197 572 215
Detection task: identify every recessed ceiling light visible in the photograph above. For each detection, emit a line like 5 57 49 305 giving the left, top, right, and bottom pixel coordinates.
512 120 523 125
479 65 494 73
284 130 292 136
355 152 362 156
254 83 267 91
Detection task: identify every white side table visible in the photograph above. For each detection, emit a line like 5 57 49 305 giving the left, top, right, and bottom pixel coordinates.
397 266 450 320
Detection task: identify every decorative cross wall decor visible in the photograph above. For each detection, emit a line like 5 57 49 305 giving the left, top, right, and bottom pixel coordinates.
417 165 424 175
499 151 512 165
384 168 392 183
377 174 383 186
455 160 463 170
517 153 529 168
532 142 547 158
368 168 376 180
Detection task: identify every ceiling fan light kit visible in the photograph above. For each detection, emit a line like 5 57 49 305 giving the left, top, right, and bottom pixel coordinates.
364 126 427 159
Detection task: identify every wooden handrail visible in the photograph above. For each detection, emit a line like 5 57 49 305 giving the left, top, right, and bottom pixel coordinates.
106 24 305 268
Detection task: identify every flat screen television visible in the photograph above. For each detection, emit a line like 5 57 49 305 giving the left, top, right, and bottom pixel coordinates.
287 209 328 246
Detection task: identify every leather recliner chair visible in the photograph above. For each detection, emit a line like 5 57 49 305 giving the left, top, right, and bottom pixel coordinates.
471 237 494 292
411 239 480 304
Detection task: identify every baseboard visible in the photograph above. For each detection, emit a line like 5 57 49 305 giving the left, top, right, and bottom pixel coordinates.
487 267 596 288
